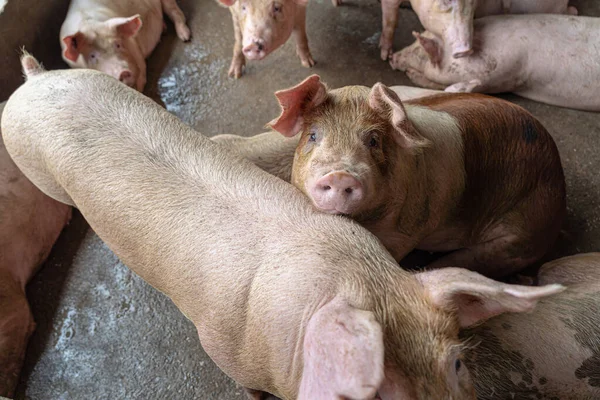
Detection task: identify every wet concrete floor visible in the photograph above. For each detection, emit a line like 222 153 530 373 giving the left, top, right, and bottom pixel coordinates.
0 0 599 398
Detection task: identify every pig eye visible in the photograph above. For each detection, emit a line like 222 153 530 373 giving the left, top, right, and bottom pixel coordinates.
454 359 462 373
309 132 317 142
368 135 379 148
115 42 122 50
273 3 282 12
241 3 247 11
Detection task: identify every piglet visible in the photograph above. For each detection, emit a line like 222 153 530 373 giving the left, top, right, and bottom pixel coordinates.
217 0 314 78
1 54 565 400
60 0 191 91
464 253 600 399
379 0 577 60
390 15 600 111
0 100 71 398
266 75 566 278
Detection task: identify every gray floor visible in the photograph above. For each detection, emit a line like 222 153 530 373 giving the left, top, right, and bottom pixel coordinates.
0 0 598 398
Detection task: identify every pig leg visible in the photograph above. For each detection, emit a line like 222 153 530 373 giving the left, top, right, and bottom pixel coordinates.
228 12 246 78
444 79 483 93
0 271 35 398
332 0 342 7
406 69 446 90
424 231 541 279
379 0 402 60
293 7 315 68
160 0 191 41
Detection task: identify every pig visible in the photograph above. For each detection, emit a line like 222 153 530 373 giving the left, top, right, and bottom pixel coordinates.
1 54 565 400
263 75 566 278
463 253 600 399
217 0 314 78
390 15 600 112
60 0 191 91
379 0 577 60
0 101 71 398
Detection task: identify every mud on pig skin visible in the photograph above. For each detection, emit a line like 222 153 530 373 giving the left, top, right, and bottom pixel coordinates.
241 76 565 278
379 0 576 61
0 101 71 398
1 55 566 400
60 0 191 91
463 253 600 400
390 14 600 112
217 0 314 78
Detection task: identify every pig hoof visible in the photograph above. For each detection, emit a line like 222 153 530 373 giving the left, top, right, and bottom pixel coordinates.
177 24 192 42
331 0 342 6
228 60 245 78
298 52 315 68
378 37 392 61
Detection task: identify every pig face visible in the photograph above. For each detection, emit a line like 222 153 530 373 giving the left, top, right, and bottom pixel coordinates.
300 267 564 399
220 0 303 60
62 15 142 88
423 0 475 58
267 75 429 218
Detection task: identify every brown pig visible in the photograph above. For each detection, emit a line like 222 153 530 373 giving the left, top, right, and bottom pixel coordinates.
1 55 565 400
463 253 600 399
0 101 71 397
217 0 314 78
265 75 566 278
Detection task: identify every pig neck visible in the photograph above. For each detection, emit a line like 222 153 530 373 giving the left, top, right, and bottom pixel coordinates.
365 104 466 250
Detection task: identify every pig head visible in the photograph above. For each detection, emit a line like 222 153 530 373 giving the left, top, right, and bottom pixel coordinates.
220 0 301 61
267 74 430 218
411 0 476 58
61 15 143 88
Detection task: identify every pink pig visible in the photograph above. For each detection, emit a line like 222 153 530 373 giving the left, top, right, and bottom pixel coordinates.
60 0 191 91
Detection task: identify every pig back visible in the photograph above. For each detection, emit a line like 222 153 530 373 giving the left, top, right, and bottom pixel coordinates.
408 93 565 242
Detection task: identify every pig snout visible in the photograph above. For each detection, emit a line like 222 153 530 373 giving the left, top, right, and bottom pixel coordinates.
309 171 364 215
243 38 268 60
118 70 135 87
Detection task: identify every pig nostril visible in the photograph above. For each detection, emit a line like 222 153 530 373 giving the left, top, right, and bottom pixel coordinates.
345 188 353 194
256 43 264 51
323 185 331 191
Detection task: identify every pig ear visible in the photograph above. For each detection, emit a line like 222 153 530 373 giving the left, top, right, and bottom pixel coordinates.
62 32 86 62
298 297 384 400
369 83 429 149
413 31 443 66
416 267 565 328
217 0 237 5
266 74 327 138
108 15 143 38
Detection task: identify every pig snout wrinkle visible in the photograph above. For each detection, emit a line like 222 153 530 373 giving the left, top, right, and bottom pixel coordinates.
243 39 267 60
310 171 364 214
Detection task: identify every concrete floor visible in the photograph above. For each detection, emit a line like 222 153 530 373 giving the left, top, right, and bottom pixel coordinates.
0 0 598 398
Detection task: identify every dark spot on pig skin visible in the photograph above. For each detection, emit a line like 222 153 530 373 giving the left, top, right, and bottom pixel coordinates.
460 326 542 399
576 355 600 387
502 322 512 330
539 377 547 385
522 120 539 144
8 175 19 183
555 292 600 388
